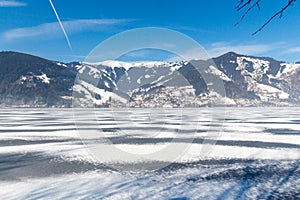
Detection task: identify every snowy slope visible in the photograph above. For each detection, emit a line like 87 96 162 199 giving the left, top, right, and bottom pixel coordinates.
0 51 299 107
72 53 300 107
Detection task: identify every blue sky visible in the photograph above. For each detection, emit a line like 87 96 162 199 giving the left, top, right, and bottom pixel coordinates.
1 0 300 62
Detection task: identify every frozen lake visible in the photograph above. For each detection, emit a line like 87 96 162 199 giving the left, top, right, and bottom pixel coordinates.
0 107 299 199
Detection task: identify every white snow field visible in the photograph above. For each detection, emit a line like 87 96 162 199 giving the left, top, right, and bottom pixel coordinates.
0 107 299 199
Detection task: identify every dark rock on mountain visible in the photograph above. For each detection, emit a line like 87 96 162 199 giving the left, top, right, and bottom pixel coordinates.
0 51 75 107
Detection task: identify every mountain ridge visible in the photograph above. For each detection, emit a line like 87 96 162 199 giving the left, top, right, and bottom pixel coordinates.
0 51 299 107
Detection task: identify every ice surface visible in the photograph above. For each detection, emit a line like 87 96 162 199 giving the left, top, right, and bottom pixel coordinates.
0 108 299 199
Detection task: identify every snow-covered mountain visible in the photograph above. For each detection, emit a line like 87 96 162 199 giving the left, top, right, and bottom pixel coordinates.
0 52 75 107
0 51 299 107
72 52 300 107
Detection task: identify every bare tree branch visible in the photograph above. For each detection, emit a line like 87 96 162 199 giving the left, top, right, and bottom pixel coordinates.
235 0 260 26
235 0 297 35
236 0 253 11
252 0 296 35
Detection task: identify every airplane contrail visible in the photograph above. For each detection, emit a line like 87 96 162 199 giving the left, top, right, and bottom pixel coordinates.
49 0 72 50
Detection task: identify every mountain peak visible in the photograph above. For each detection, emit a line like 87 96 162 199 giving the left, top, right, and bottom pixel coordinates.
225 51 239 56
224 51 240 56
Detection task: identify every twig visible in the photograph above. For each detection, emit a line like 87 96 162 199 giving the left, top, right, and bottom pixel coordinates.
236 0 253 11
235 0 260 26
252 0 296 35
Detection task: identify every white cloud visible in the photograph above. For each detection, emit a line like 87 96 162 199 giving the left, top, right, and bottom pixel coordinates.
3 19 132 39
123 50 150 59
286 46 300 53
163 42 282 61
164 47 214 61
0 0 26 7
207 42 277 57
164 56 184 62
170 25 213 34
